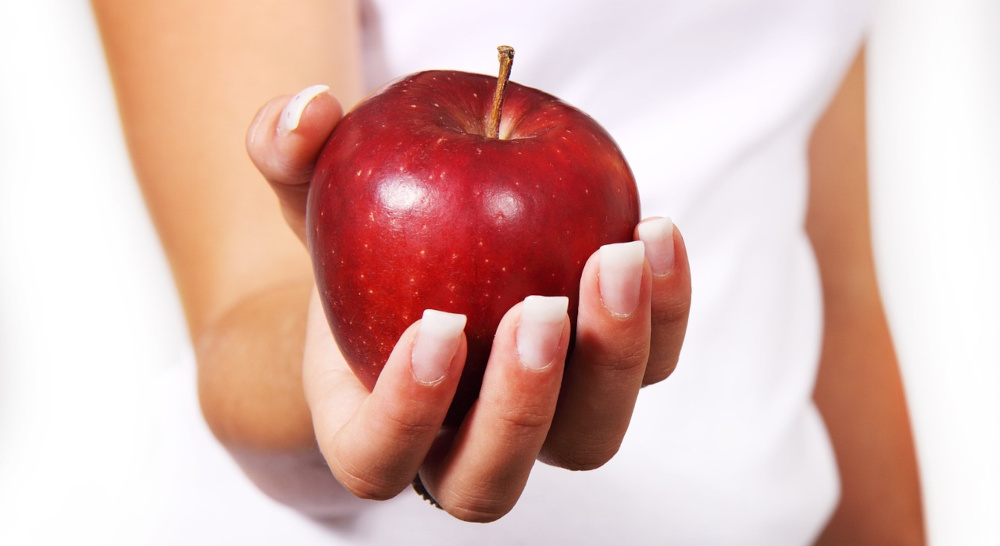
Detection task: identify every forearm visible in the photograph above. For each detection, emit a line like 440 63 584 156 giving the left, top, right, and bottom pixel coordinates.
91 0 368 510
91 0 361 436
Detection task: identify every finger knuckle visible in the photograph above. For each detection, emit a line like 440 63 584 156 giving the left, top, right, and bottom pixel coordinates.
651 297 690 327
379 403 440 444
593 334 650 377
330 458 405 501
442 485 514 523
644 316 687 386
492 402 552 442
575 325 651 377
642 360 678 386
542 439 620 471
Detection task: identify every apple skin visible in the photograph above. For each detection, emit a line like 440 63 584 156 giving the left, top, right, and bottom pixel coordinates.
307 70 640 424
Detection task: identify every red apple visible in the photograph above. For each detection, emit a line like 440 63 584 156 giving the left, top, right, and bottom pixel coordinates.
307 47 640 424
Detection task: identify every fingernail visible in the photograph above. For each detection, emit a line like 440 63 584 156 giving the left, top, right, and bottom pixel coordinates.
278 84 329 135
636 217 675 276
516 296 568 371
599 241 645 317
411 310 466 385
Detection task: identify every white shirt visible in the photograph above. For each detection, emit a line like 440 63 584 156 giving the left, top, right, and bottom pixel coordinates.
151 1 869 544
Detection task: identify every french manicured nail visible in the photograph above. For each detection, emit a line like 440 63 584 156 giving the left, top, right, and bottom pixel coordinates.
636 217 675 276
411 310 466 385
278 84 329 135
599 241 645 317
516 296 568 370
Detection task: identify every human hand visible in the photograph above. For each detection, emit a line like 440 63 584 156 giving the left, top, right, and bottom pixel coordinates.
247 85 691 522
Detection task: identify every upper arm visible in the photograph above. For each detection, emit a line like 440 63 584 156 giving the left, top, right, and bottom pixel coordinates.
90 0 365 336
807 48 925 545
806 47 875 290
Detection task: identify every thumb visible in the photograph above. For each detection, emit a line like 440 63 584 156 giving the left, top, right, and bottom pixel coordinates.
246 85 343 242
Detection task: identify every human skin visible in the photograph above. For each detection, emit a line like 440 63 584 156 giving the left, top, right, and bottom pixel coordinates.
92 0 923 539
808 50 925 545
92 0 688 522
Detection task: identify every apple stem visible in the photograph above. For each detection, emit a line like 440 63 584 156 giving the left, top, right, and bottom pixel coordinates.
487 45 514 139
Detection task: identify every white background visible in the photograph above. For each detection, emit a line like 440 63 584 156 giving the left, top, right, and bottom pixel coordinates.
0 1 997 544
869 0 1000 542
